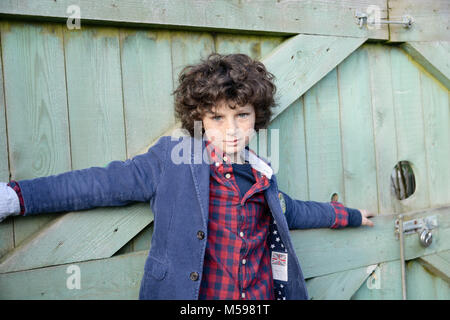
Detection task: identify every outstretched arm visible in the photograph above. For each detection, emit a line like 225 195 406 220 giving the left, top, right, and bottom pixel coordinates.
0 136 169 220
278 190 374 230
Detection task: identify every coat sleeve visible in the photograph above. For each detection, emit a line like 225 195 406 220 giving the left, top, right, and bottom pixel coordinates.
13 136 169 216
279 190 362 230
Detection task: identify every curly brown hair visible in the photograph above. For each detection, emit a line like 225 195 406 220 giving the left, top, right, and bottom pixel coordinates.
172 53 277 137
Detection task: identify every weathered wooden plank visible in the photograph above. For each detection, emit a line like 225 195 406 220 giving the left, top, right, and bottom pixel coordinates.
306 264 377 300
292 205 450 279
0 250 148 299
419 63 450 207
0 203 154 273
268 98 309 201
366 43 400 215
0 32 14 260
0 21 72 247
351 261 403 300
400 42 450 90
265 34 367 122
388 0 450 42
303 69 345 202
0 0 389 40
338 45 378 213
64 26 126 169
406 259 450 299
120 28 175 158
390 45 430 212
418 250 450 283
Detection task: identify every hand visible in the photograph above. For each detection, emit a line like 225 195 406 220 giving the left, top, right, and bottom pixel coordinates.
359 209 375 227
0 182 21 223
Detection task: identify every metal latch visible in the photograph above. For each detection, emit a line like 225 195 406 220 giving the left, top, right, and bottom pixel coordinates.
355 10 414 29
395 215 438 247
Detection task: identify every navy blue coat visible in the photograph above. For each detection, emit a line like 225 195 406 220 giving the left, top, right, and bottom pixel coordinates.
16 135 354 299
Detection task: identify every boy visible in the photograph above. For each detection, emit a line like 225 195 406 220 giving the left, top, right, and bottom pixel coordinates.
0 53 373 300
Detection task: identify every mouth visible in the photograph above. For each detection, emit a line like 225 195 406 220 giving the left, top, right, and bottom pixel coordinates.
224 139 240 145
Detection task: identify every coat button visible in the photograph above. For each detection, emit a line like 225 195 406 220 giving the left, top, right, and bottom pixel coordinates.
197 230 205 240
190 272 199 281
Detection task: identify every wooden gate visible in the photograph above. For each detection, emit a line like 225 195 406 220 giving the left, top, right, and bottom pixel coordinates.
0 0 448 299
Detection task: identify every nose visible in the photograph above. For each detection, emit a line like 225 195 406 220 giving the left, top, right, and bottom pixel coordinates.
225 117 238 137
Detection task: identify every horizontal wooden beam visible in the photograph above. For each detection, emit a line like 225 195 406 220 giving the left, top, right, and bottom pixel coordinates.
0 250 147 299
400 41 450 90
265 34 367 121
388 0 450 42
292 205 450 279
0 0 388 39
305 264 377 300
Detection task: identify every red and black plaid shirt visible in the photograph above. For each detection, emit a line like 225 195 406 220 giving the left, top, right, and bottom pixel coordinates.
198 140 274 300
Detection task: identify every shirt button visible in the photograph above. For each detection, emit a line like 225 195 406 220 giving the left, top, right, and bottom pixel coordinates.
223 156 228 162
189 272 199 281
215 162 220 167
239 231 244 237
197 230 205 240
242 259 247 265
241 292 246 299
225 173 231 179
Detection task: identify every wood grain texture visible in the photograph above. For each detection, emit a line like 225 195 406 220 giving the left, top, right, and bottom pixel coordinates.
0 0 388 39
388 0 450 42
338 45 378 212
306 264 376 300
0 250 148 299
291 205 450 279
366 43 399 215
0 36 14 259
303 69 345 202
0 21 71 247
400 42 450 90
0 203 154 273
265 34 367 122
390 45 430 212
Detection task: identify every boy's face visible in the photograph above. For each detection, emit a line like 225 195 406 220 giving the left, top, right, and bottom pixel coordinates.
201 99 256 163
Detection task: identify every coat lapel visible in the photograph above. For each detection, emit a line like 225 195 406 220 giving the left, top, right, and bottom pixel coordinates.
189 136 210 229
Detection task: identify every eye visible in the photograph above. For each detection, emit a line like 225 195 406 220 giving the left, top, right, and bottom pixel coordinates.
238 113 249 118
212 115 222 121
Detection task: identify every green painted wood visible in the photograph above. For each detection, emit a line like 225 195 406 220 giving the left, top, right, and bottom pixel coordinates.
338 45 378 213
120 29 175 158
264 34 367 122
0 250 148 299
64 26 126 169
0 0 389 40
401 42 450 90
406 260 450 299
418 250 450 283
303 69 345 202
0 37 14 260
268 98 309 201
0 203 154 273
170 31 215 93
419 64 450 207
390 46 430 212
366 43 400 215
388 0 450 42
0 21 71 247
291 205 450 279
306 264 377 300
351 261 403 300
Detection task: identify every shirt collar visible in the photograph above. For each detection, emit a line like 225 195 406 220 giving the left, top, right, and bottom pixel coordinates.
204 139 273 179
